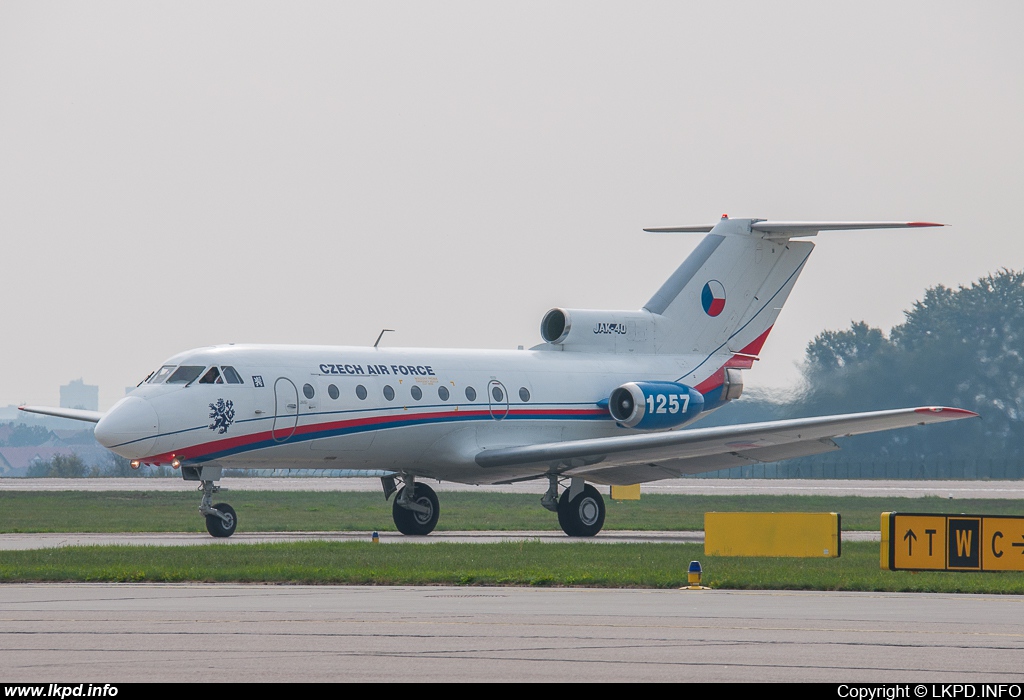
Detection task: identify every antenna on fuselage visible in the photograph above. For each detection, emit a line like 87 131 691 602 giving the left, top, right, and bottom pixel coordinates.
374 329 395 348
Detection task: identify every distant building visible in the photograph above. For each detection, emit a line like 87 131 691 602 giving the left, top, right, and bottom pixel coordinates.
0 445 111 477
60 379 99 412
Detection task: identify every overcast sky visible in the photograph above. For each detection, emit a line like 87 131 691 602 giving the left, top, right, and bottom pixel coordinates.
2 1 1022 410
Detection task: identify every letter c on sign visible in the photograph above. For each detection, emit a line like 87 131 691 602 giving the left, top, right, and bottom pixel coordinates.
992 531 1004 558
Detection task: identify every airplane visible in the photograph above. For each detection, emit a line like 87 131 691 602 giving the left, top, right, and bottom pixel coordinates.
20 216 977 538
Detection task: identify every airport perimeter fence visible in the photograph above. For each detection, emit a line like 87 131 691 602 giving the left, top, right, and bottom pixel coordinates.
684 457 1024 480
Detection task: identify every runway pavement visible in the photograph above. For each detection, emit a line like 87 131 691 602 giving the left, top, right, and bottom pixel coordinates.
2 584 1022 682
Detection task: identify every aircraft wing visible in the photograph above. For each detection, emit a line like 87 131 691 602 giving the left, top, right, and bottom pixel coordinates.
475 407 976 485
18 405 104 423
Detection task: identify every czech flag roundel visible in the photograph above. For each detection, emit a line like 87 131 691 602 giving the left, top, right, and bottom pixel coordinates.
701 280 726 317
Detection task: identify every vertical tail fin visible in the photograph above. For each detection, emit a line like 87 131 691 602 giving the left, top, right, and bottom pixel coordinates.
644 217 814 359
643 218 943 360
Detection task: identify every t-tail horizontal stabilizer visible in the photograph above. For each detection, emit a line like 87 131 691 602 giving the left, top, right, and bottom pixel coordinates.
645 216 945 239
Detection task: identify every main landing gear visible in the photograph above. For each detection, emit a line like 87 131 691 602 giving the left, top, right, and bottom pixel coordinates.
558 484 606 537
186 467 603 540
542 475 606 537
384 475 440 536
382 474 606 538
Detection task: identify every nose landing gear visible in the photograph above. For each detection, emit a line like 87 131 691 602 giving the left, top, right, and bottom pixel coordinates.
199 478 237 538
205 501 237 538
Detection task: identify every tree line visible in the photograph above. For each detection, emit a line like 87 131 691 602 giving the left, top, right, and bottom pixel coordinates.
698 269 1024 479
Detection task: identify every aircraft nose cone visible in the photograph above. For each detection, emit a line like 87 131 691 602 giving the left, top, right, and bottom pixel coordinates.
94 397 159 459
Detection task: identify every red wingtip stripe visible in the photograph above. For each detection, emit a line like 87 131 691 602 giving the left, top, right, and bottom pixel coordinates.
906 222 946 227
913 407 979 417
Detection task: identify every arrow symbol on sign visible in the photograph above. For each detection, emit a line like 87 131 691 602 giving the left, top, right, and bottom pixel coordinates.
904 529 917 555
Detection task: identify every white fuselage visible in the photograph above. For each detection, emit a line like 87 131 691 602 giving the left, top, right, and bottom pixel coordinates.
96 343 733 485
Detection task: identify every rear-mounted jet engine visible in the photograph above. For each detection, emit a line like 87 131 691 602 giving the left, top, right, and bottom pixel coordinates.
608 381 704 430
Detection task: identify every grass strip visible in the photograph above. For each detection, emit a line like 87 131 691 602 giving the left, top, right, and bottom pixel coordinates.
2 490 1023 533
1 541 1023 593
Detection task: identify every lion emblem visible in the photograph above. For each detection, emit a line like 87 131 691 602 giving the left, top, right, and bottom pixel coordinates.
208 399 236 434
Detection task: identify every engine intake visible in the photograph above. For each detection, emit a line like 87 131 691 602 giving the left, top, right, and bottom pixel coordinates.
538 307 657 351
608 381 704 430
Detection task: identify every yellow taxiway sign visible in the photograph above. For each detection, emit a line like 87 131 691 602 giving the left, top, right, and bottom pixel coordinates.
883 513 1024 572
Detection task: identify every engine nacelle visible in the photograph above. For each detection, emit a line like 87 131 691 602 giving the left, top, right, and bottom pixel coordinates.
539 307 658 352
608 381 704 430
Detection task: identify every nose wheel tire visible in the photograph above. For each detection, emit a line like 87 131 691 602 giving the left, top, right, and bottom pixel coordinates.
392 483 440 535
205 503 237 538
557 484 605 537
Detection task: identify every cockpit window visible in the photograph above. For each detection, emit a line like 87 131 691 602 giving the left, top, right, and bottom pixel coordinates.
222 366 243 384
148 365 176 384
166 366 205 384
198 367 223 384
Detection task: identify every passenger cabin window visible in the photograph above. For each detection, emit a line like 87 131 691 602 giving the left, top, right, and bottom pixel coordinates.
465 387 477 401
222 366 244 384
328 384 340 400
166 366 205 384
199 367 223 384
149 365 176 384
438 386 450 401
410 386 422 401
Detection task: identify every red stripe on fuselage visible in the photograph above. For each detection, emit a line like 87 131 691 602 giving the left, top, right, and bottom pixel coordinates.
143 407 608 464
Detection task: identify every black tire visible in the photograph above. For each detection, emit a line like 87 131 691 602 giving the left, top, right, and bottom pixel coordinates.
392 483 440 535
205 503 237 538
557 484 605 537
556 491 577 536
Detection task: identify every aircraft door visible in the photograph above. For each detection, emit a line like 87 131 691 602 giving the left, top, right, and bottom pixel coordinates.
487 380 509 421
273 377 299 442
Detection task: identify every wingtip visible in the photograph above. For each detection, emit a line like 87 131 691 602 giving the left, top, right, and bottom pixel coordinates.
906 221 947 228
914 407 978 418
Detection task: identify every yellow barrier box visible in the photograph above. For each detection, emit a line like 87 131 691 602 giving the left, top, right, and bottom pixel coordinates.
610 484 641 501
704 512 841 558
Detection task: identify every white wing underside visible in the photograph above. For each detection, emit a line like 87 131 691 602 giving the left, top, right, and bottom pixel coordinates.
475 407 976 485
